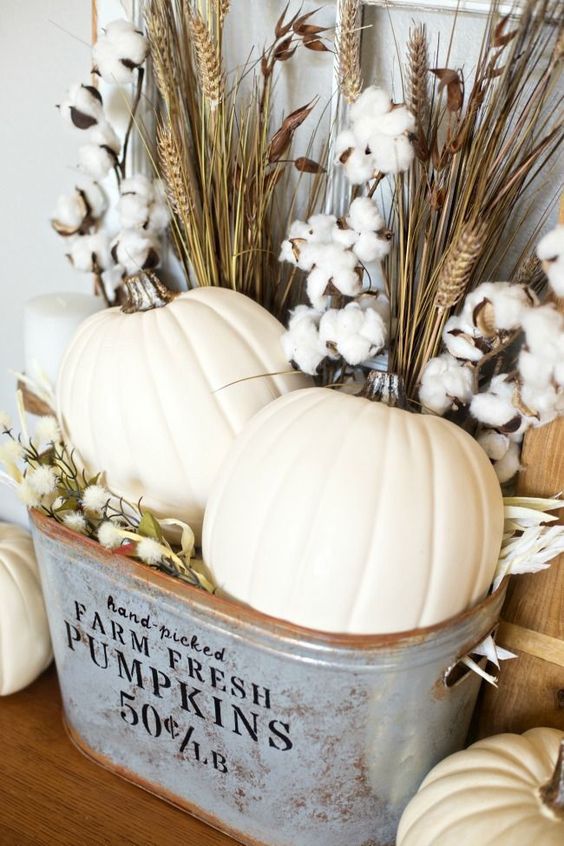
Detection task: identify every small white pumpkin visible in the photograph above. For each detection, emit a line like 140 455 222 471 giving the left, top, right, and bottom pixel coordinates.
57 276 310 541
203 386 504 634
397 727 564 845
0 523 52 695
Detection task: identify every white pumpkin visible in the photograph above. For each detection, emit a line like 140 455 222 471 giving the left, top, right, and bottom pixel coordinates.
0 523 52 695
203 387 504 634
397 727 564 845
57 277 310 541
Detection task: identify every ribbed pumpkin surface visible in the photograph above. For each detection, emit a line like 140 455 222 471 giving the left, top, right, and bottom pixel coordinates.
203 387 504 634
397 728 564 846
57 287 310 540
0 523 52 695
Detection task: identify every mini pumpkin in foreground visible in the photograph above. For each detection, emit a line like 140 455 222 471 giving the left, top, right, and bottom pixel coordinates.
202 387 504 634
397 727 564 846
0 523 52 695
57 275 310 542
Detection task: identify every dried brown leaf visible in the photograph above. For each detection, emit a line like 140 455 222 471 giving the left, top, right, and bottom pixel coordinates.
494 15 518 48
292 9 321 33
274 36 295 59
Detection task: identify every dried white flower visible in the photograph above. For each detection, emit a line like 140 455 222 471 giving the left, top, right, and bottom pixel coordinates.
93 19 148 85
419 353 474 415
98 521 124 550
17 480 41 508
112 229 160 275
26 465 58 496
537 225 564 297
82 484 111 514
136 536 164 565
60 83 104 129
343 148 375 185
63 512 88 534
34 416 61 445
0 439 24 461
281 306 328 375
68 231 113 272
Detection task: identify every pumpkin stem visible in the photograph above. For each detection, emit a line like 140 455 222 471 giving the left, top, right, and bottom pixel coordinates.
121 271 178 314
359 370 407 408
540 739 564 819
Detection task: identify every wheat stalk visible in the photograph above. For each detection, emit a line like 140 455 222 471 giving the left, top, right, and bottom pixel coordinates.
434 222 486 309
336 0 363 104
157 125 193 221
405 24 429 124
190 12 224 108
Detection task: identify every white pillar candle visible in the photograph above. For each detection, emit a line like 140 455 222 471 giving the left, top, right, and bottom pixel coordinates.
24 293 105 390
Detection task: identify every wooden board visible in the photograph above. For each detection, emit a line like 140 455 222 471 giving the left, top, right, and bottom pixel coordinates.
475 415 564 736
0 666 236 846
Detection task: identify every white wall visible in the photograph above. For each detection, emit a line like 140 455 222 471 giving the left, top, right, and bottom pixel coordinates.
0 0 91 522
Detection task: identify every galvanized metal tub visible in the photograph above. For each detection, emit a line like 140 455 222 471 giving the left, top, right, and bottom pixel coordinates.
31 510 506 846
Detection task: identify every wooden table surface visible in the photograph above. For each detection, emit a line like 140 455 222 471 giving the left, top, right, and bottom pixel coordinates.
0 666 237 846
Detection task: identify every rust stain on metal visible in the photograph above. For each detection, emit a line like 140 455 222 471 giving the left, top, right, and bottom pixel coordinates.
31 509 507 846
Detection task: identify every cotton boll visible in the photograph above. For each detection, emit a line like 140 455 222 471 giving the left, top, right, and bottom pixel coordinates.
537 225 564 296
349 86 391 124
520 383 560 424
85 121 121 154
443 316 485 362
521 305 564 362
357 292 390 324
307 214 337 243
348 197 384 233
279 239 298 265
518 349 554 390
297 242 324 273
344 148 375 184
332 225 358 248
370 133 414 175
378 106 416 137
81 181 107 218
101 264 125 300
147 199 170 234
470 388 519 429
335 129 357 159
78 144 116 179
118 193 150 228
419 353 474 415
52 190 89 231
93 19 148 84
332 268 363 297
477 430 510 461
113 229 160 275
60 83 104 128
282 306 327 375
353 232 391 263
69 231 112 272
338 334 374 365
306 266 332 309
288 219 311 240
461 282 535 333
493 441 521 484
349 114 381 147
120 174 154 200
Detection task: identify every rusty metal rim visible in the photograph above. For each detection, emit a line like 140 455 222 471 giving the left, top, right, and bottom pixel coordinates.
62 713 266 846
31 508 507 653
